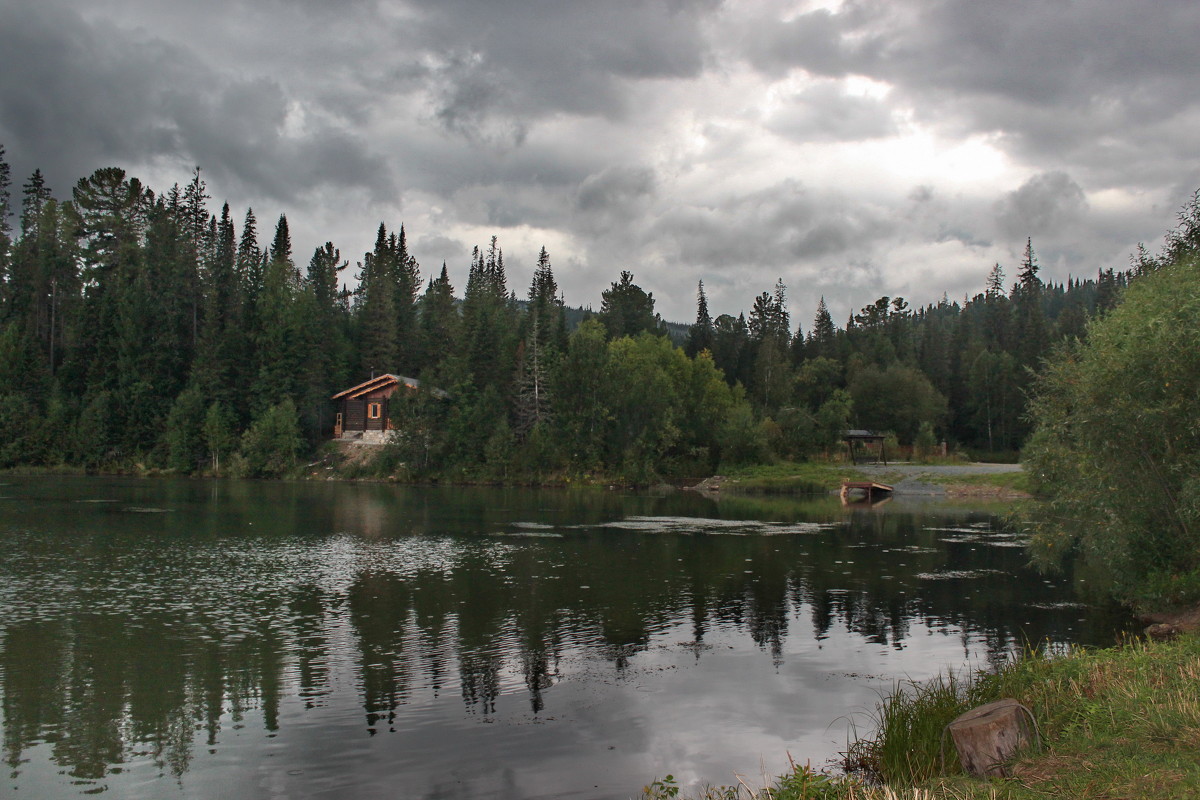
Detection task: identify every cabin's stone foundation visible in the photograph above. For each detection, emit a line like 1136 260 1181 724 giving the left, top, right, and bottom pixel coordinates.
336 430 390 445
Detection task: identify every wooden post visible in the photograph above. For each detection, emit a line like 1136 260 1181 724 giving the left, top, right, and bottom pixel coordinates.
946 698 1036 778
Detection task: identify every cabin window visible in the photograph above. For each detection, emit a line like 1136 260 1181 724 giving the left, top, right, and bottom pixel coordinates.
367 402 382 420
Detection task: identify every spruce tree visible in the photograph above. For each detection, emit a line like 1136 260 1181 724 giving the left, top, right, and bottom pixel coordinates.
772 278 790 344
1013 238 1048 371
461 239 517 393
417 262 459 375
253 214 306 407
237 208 263 292
985 263 1006 297
514 247 566 440
0 145 11 274
391 224 421 374
236 207 265 375
685 280 714 357
809 297 836 359
789 318 805 365
11 196 78 378
20 170 51 238
68 168 153 400
1017 237 1041 290
711 312 749 386
598 270 658 340
745 280 791 409
527 245 566 353
302 242 351 428
355 224 399 377
514 317 552 438
194 202 241 407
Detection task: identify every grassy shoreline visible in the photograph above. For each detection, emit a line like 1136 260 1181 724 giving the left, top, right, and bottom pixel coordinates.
1 455 1027 499
642 632 1200 800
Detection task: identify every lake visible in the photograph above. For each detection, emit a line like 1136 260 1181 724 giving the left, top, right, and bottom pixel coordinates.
0 476 1129 799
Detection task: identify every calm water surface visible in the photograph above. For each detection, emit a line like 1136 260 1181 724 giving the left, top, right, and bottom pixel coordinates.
0 477 1129 799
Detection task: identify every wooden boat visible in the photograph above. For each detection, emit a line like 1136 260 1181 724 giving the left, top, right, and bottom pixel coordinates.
839 480 894 504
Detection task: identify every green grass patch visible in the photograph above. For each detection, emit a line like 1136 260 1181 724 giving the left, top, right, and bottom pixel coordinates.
930 470 1031 495
718 461 868 494
639 761 911 800
844 670 998 786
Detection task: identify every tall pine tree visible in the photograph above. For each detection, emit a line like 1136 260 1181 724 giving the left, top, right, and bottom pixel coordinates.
685 280 714 357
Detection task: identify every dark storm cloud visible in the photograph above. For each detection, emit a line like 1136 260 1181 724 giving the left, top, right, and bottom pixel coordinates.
412 233 468 267
404 0 719 146
646 180 894 276
0 1 392 201
573 165 658 236
995 171 1088 241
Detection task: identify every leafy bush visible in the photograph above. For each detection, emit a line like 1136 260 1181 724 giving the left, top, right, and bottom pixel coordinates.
849 364 946 444
235 398 302 478
164 386 206 473
913 421 937 462
1024 252 1200 604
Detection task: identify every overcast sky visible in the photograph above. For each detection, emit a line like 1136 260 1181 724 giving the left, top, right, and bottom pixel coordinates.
2 0 1198 325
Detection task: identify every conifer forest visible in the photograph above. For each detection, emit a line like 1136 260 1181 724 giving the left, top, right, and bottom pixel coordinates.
0 148 1166 481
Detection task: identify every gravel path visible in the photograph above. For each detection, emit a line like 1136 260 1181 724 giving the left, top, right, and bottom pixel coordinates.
851 462 1023 496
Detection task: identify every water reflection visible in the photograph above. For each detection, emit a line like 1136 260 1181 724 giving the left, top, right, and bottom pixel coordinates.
0 477 1128 798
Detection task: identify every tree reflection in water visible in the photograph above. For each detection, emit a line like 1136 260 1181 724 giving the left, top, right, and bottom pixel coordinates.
0 477 1131 794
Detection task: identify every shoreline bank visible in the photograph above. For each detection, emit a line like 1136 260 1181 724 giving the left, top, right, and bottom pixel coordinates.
643 630 1200 800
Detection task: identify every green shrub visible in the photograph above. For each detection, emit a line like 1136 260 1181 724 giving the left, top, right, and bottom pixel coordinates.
1023 252 1200 604
913 421 937 462
236 398 302 477
164 386 206 473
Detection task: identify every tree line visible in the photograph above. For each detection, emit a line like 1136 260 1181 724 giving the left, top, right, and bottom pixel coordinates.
0 148 1154 480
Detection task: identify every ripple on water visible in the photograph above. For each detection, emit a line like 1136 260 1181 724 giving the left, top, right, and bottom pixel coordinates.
589 516 837 536
915 569 1010 580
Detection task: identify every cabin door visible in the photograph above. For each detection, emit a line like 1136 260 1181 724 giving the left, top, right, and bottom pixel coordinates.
345 399 366 431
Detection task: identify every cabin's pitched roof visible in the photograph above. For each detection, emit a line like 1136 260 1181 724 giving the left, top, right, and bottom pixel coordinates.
331 374 447 400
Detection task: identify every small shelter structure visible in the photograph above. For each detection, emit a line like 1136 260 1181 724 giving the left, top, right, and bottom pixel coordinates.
843 429 888 465
331 374 446 443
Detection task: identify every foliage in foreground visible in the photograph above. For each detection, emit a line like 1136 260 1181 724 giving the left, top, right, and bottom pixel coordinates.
645 634 1200 800
1023 251 1200 605
640 762 936 800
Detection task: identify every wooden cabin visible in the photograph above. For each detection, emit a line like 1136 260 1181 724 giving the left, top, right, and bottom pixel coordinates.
331 374 446 441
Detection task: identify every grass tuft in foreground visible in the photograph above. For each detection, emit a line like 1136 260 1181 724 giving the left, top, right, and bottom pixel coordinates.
640 761 939 799
843 671 999 786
